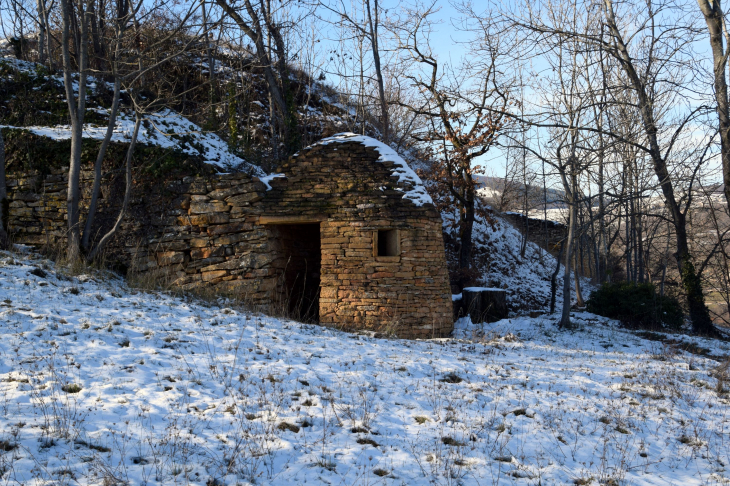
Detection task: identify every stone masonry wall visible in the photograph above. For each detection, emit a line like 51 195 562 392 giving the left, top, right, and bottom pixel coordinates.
6 137 453 338
261 141 453 337
502 212 567 257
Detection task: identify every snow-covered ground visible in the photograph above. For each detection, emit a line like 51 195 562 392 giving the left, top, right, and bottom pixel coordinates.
1 251 729 485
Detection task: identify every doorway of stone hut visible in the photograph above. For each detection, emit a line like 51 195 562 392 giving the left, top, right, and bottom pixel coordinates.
268 223 321 322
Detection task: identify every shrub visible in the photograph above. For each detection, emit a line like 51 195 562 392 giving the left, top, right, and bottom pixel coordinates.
586 282 683 330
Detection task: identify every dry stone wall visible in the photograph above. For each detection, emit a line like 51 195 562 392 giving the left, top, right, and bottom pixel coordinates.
6 136 453 338
502 212 567 257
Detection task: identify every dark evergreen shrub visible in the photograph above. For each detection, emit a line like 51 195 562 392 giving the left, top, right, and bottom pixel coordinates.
586 282 683 329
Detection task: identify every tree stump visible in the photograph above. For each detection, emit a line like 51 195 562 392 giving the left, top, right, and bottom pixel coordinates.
462 287 508 323
452 294 465 321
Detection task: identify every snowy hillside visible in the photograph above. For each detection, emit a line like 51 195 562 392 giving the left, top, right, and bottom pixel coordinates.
444 205 578 313
0 40 377 175
1 251 729 485
473 215 566 311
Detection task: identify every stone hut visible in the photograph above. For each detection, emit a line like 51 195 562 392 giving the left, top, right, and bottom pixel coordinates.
6 132 453 338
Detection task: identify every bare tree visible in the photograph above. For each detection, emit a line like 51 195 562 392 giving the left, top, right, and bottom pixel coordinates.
398 4 511 278
86 115 140 260
320 0 390 143
36 0 48 65
59 0 201 260
601 0 715 334
80 0 136 252
59 0 90 261
496 0 718 334
214 0 301 155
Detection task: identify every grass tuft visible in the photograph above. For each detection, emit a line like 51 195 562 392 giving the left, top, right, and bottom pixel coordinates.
356 438 379 447
277 422 300 433
61 383 82 393
440 372 463 384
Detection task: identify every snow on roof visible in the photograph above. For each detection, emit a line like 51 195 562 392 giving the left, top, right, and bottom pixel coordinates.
2 110 263 176
314 132 433 207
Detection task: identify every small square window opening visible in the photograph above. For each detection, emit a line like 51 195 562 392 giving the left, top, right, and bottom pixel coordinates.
377 229 399 257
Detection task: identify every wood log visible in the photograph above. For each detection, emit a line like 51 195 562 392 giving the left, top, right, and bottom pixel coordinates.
462 287 508 323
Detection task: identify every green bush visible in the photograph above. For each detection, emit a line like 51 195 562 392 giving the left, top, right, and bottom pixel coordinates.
586 282 684 330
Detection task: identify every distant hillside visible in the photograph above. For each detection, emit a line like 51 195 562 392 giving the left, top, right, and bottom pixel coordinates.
475 175 567 218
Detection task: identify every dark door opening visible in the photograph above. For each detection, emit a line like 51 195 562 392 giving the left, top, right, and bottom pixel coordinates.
269 223 321 322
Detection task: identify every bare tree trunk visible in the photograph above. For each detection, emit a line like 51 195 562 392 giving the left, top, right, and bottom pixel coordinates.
44 1 53 70
89 0 104 70
550 241 565 314
358 33 366 134
636 176 645 283
596 33 608 283
698 0 730 217
520 129 528 258
364 0 388 143
542 158 548 263
87 115 141 260
560 176 576 329
81 76 122 251
61 0 90 262
0 130 9 249
458 198 475 270
201 0 216 126
676 222 715 335
36 0 47 65
624 191 631 281
574 254 584 307
586 230 594 280
660 223 670 297
579 208 586 276
597 140 606 281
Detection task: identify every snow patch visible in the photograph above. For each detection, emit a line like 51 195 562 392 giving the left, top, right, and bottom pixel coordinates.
463 286 505 292
258 173 286 190
3 110 263 175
